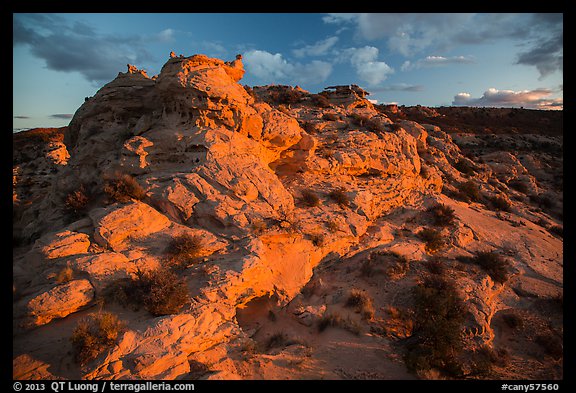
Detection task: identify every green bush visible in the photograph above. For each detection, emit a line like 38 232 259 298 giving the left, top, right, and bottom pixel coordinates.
418 228 445 253
427 204 456 227
71 312 124 366
103 173 146 203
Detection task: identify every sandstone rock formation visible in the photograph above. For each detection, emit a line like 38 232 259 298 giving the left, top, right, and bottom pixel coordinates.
13 54 562 381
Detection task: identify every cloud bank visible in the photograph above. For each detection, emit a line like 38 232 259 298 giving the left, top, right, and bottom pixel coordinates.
452 88 563 110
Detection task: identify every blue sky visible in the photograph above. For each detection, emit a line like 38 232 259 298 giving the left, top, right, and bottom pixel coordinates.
13 13 563 131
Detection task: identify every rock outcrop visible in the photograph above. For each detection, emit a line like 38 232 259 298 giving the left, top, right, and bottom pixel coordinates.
12 53 562 381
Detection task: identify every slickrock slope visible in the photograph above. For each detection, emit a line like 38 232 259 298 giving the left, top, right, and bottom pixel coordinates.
13 54 562 380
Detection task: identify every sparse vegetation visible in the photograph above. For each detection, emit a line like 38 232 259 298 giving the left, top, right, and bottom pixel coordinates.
71 312 124 366
264 332 307 352
164 233 204 267
317 313 361 335
326 220 340 233
487 195 512 212
404 275 467 377
300 189 320 207
453 180 482 203
64 185 90 217
345 289 375 320
309 233 325 247
458 251 509 284
328 188 350 208
105 268 189 316
423 258 446 275
418 228 445 253
361 251 410 280
103 172 146 203
427 203 456 227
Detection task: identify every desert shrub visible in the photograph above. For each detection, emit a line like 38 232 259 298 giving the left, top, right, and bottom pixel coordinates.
468 345 510 376
71 312 124 366
309 233 325 247
427 204 456 227
326 220 340 233
404 275 467 377
164 233 203 267
535 333 563 360
459 251 509 284
454 159 476 176
263 332 306 352
317 313 361 335
487 195 512 212
508 179 529 194
362 251 409 279
453 180 482 203
328 188 350 208
350 113 370 127
106 269 189 316
103 173 146 203
423 258 446 275
345 289 375 320
64 185 90 216
502 312 524 329
300 189 320 207
418 228 445 253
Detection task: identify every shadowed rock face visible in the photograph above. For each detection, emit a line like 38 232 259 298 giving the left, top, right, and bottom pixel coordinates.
13 54 562 380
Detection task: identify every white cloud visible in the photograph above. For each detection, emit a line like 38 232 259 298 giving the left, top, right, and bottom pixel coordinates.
243 49 332 85
156 28 175 42
452 88 563 110
340 46 394 86
322 13 562 79
293 36 339 58
401 55 475 71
